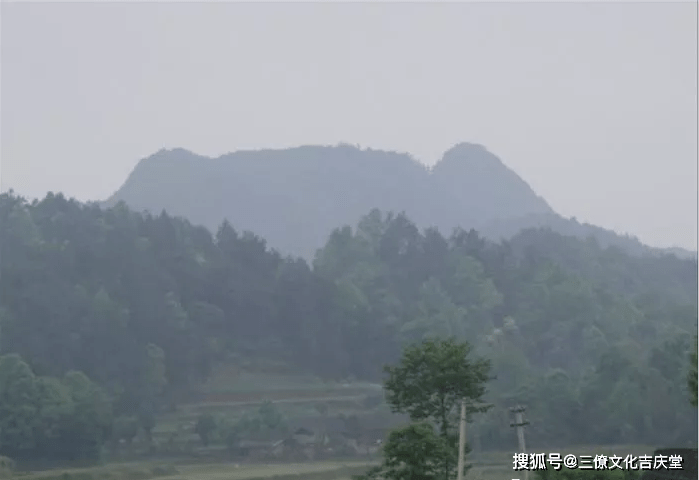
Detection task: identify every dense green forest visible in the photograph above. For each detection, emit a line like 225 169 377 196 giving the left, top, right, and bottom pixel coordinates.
0 191 696 462
104 143 696 260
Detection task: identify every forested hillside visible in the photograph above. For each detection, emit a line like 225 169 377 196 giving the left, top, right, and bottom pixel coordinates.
104 143 694 260
0 191 696 462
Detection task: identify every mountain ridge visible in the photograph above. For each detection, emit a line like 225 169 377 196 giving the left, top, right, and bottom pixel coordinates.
104 143 696 260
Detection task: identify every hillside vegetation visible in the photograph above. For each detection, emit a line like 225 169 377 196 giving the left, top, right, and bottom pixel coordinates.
0 191 696 463
104 143 694 260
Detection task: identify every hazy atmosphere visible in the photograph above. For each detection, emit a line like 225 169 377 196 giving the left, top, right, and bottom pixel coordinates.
1 3 698 479
2 2 697 250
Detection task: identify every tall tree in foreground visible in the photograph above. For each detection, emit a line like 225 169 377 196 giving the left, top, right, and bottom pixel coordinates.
357 338 492 480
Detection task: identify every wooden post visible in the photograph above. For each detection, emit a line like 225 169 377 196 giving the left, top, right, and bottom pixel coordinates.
510 405 530 480
457 400 467 480
457 401 493 480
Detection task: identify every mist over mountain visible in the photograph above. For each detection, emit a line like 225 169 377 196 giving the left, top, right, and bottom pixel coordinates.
104 142 695 260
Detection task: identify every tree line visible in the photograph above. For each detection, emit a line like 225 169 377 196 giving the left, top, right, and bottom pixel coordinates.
0 191 696 461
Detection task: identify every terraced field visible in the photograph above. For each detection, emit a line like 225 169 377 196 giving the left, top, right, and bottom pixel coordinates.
146 369 390 448
11 445 662 480
9 368 663 480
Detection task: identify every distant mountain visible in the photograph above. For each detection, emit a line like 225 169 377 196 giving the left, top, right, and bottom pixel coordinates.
103 142 696 260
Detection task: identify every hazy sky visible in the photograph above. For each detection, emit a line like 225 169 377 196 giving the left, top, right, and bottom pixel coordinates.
2 2 697 250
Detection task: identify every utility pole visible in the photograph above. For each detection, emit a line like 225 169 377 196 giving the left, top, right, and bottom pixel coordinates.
510 405 530 480
456 401 493 480
457 401 467 480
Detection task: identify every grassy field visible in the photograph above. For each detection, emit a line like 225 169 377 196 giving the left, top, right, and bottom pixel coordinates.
6 368 662 480
172 461 376 480
9 460 378 480
467 444 661 480
140 369 662 477
8 445 661 480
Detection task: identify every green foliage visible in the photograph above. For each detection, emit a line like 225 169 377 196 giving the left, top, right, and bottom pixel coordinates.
0 456 14 479
194 413 217 446
104 144 695 262
0 354 39 452
0 191 697 461
137 402 156 443
355 422 458 480
222 423 240 452
235 413 262 437
232 401 288 440
689 335 697 408
537 467 640 480
13 464 180 480
195 401 289 451
340 414 362 440
365 339 491 480
0 354 112 460
111 415 139 444
384 338 492 433
258 400 286 431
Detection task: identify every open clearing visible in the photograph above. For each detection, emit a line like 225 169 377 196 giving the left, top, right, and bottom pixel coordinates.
9 371 661 480
11 445 659 480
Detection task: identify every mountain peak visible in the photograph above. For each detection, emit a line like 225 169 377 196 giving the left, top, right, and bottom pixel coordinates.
429 142 553 225
103 142 694 260
151 147 198 160
443 141 490 156
438 142 507 171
